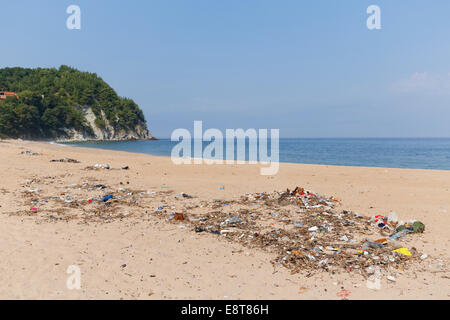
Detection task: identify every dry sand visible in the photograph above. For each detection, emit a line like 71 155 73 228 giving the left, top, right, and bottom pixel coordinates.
0 139 449 300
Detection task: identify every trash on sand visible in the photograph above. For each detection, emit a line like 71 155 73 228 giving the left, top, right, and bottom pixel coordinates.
21 151 40 156
174 213 184 221
102 195 114 202
85 164 111 170
412 221 425 233
373 215 384 223
220 229 236 235
387 275 396 282
389 229 413 240
387 212 398 223
160 185 426 275
363 239 384 249
393 248 412 257
169 212 184 221
176 193 193 199
374 238 388 245
292 250 304 257
293 221 303 228
396 221 425 234
225 216 243 225
18 182 428 276
95 164 110 170
51 158 80 163
24 189 40 194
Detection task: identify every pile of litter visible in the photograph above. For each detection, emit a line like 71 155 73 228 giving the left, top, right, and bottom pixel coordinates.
12 178 429 276
21 151 41 156
84 164 130 171
50 158 80 163
17 177 150 223
160 187 426 276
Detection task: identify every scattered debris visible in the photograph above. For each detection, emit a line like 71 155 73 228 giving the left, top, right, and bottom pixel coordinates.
176 193 193 199
173 213 184 221
396 221 425 234
11 182 429 276
387 275 396 282
50 158 80 163
85 164 130 171
21 151 41 156
393 248 412 257
84 163 110 170
103 195 114 202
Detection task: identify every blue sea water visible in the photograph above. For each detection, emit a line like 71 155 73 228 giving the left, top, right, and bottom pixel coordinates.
64 138 450 170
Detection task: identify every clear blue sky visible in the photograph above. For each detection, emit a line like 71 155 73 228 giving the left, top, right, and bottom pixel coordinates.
1 0 450 138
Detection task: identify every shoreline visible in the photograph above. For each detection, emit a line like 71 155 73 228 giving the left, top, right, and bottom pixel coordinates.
0 136 158 143
55 139 450 173
0 139 448 299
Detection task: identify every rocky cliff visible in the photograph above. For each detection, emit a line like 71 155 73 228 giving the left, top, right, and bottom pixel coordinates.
56 107 154 142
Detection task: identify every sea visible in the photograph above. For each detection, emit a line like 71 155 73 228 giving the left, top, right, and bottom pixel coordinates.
64 138 450 170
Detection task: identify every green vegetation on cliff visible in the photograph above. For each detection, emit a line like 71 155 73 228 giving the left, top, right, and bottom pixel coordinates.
0 66 147 139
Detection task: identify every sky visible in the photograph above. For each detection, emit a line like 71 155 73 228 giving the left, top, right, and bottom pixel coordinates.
1 0 450 138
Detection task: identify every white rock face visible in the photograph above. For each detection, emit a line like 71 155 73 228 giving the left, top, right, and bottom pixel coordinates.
56 106 153 142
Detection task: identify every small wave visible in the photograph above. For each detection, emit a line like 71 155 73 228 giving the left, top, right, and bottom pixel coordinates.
49 141 68 147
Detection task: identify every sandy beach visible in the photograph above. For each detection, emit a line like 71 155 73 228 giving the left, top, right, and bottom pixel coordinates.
0 139 449 300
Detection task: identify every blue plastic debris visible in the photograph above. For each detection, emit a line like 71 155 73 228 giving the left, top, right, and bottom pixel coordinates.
102 195 113 202
389 229 413 240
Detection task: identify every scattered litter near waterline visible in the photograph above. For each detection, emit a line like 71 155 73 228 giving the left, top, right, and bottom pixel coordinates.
51 158 80 163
